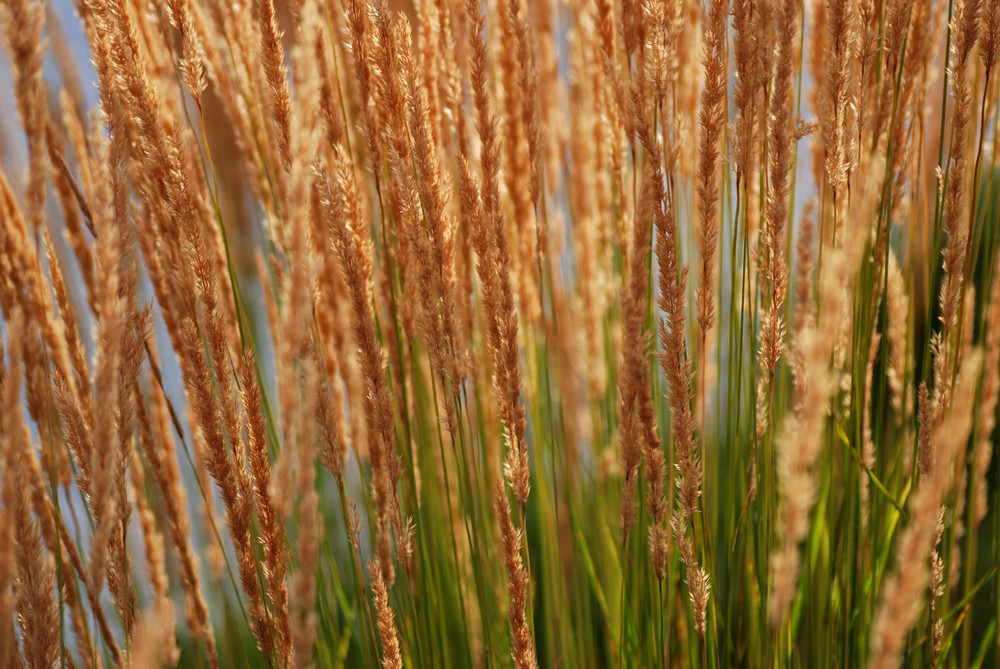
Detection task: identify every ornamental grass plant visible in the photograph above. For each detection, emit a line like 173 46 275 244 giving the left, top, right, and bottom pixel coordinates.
1 0 1000 666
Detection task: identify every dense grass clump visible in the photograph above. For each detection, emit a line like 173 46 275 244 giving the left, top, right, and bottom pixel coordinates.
1 0 1000 666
